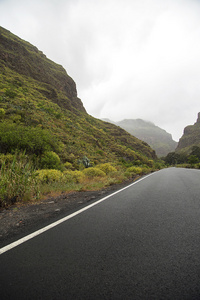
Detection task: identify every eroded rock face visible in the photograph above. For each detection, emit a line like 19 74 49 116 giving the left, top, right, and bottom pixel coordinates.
0 26 86 113
176 113 200 153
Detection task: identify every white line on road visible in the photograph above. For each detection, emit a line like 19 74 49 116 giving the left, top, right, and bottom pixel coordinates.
0 172 156 255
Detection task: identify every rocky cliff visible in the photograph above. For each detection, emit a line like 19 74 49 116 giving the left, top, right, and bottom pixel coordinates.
0 26 86 113
176 113 200 153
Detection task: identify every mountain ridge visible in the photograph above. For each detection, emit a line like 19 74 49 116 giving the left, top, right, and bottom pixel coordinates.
102 118 177 157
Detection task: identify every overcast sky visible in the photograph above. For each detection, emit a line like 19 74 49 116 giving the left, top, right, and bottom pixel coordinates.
1 0 200 141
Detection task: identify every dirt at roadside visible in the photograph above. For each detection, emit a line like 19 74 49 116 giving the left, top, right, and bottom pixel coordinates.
0 179 134 245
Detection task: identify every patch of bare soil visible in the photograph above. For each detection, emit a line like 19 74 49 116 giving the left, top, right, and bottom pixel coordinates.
0 179 134 246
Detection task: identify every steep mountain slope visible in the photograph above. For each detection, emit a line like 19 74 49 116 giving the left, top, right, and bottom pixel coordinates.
0 26 156 169
103 118 177 157
176 113 200 154
0 26 85 113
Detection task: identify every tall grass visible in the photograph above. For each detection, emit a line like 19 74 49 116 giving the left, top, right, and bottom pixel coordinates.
0 152 40 207
0 154 159 207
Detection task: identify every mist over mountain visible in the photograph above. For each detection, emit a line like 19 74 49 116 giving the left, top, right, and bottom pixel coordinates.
102 118 177 157
0 26 156 169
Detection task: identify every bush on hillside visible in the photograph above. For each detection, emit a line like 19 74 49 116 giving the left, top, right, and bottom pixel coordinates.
63 170 84 183
188 155 199 165
40 151 61 170
96 163 117 174
63 162 74 170
36 169 63 183
83 167 106 178
125 166 143 178
127 166 143 175
0 122 61 155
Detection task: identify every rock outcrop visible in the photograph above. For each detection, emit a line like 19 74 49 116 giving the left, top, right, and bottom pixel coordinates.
176 113 200 153
0 26 86 113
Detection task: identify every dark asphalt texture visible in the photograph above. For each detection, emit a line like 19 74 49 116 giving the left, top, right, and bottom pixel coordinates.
1 167 200 299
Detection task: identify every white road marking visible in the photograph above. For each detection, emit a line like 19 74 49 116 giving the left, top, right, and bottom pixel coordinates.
0 172 155 255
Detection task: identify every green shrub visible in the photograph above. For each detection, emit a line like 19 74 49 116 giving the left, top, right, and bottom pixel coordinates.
63 162 74 170
0 152 39 207
40 151 61 170
36 169 63 183
83 167 106 178
126 166 143 175
147 160 154 168
134 160 142 166
125 166 144 178
63 170 84 183
188 155 199 165
153 161 165 170
141 167 150 174
96 163 117 175
0 122 60 155
176 163 191 169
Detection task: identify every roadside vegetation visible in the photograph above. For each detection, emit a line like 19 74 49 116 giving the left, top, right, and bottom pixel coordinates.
163 146 200 169
0 151 165 208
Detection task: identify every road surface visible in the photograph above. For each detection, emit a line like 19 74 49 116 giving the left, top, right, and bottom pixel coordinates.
1 167 200 299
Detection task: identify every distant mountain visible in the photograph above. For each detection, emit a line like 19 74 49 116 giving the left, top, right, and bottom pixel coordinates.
176 113 200 154
102 118 177 157
0 26 156 169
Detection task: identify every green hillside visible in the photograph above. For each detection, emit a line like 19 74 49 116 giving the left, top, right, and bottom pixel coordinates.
0 26 160 206
0 26 156 165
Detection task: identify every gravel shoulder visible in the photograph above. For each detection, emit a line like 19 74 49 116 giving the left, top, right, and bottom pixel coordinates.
0 179 134 247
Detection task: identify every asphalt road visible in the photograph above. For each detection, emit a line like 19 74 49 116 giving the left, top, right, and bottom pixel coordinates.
1 167 200 299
